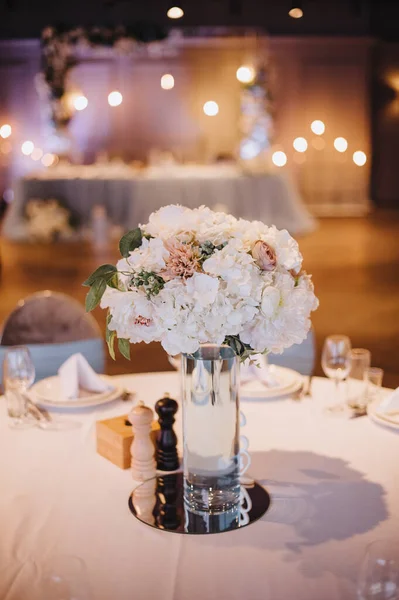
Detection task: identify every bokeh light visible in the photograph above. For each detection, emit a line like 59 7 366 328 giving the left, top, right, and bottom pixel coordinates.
289 7 303 18
21 140 34 156
293 153 306 165
272 151 287 167
42 153 57 167
0 124 12 138
31 148 43 161
312 137 326 151
161 74 175 90
236 66 256 84
311 120 325 135
167 6 184 18
334 137 348 153
203 101 219 116
353 151 367 166
74 95 88 111
293 137 308 152
1 141 12 154
108 91 123 107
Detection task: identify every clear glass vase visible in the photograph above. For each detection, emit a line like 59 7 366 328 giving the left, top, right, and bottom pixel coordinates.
181 344 240 515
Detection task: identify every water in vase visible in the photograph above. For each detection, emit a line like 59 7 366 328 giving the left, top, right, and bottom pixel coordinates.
181 345 240 514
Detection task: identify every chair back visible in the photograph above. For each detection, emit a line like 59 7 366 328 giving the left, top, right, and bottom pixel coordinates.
0 339 105 384
268 329 316 376
1 291 101 345
0 291 105 386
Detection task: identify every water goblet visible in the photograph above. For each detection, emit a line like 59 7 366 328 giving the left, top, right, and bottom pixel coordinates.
321 335 352 411
357 539 399 600
3 346 35 429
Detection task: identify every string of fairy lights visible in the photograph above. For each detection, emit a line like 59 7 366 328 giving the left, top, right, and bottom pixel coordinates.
271 119 367 168
0 109 368 170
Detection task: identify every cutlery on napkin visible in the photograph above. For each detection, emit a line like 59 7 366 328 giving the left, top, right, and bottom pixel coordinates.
240 355 279 388
58 353 112 400
374 387 399 424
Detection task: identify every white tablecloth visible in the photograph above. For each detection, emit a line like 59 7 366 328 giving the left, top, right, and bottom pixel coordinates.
1 374 397 600
3 165 315 240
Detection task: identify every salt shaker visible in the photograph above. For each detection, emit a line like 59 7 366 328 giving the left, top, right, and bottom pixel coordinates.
129 401 156 482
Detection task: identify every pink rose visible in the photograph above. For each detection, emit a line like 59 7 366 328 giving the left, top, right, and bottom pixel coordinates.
252 240 277 271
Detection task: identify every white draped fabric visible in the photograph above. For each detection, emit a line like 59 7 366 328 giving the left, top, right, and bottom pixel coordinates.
0 373 397 600
2 164 316 240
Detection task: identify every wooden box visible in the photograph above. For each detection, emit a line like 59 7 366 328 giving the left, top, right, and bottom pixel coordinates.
96 414 159 469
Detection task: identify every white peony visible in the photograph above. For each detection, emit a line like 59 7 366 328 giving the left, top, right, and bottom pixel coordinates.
260 227 302 273
234 220 303 273
101 288 163 344
241 272 318 353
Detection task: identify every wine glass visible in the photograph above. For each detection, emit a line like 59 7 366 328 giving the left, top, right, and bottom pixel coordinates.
321 335 352 411
42 554 91 600
358 539 399 599
2 346 36 428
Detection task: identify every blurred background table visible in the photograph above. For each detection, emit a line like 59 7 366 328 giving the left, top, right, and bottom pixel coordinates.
0 373 397 600
2 163 315 240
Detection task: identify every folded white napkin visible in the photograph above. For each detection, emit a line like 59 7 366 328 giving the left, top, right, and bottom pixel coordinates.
375 387 399 423
240 355 279 388
58 353 111 400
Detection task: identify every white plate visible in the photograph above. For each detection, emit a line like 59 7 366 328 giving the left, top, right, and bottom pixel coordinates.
240 366 303 400
32 375 123 409
368 399 399 432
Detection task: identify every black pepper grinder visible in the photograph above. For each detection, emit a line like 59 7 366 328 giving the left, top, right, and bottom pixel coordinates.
155 393 179 472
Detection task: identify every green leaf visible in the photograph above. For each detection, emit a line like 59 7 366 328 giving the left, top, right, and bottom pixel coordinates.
105 313 116 360
83 264 117 287
106 330 116 361
107 273 122 290
119 228 143 258
118 338 131 360
85 278 106 312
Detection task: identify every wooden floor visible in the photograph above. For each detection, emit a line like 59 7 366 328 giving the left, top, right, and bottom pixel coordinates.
1 211 399 387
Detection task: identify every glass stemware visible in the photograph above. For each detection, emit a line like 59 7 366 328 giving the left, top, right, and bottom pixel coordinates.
347 348 371 410
3 346 36 428
358 539 399 600
365 367 384 404
321 335 352 411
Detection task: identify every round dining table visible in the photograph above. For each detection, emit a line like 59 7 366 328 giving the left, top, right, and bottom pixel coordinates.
0 373 397 600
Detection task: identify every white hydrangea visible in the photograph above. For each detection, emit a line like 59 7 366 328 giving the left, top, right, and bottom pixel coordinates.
143 205 198 241
194 206 238 246
203 239 263 300
117 237 169 276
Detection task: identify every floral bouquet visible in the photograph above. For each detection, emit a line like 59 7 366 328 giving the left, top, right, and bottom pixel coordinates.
25 198 78 243
84 205 318 360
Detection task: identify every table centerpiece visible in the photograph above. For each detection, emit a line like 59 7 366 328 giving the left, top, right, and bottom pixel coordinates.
84 204 318 517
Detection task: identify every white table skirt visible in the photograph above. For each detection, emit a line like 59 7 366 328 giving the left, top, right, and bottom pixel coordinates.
3 171 315 240
0 374 397 600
